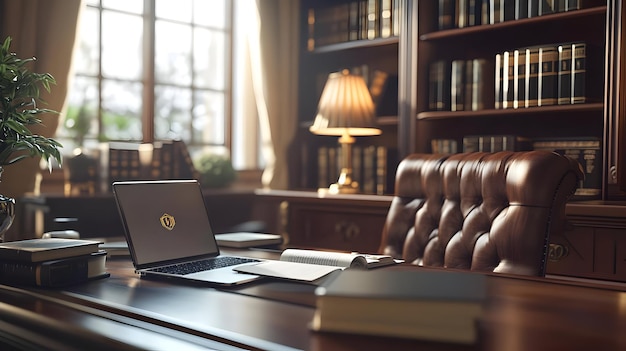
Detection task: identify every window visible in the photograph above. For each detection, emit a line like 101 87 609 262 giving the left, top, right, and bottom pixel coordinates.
60 0 261 170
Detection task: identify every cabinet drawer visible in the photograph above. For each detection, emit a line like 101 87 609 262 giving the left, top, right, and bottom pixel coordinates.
547 224 626 282
287 204 387 253
546 226 594 277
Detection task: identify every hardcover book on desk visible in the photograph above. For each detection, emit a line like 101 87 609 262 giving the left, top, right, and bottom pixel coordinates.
0 238 102 263
311 269 486 344
0 250 109 287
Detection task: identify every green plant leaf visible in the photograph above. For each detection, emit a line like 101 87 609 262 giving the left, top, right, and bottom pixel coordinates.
0 36 63 167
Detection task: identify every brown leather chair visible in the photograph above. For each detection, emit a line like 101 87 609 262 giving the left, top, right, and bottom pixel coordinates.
379 151 584 276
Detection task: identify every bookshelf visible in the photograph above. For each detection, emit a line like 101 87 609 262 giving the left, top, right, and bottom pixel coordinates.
294 1 625 199
293 0 402 195
404 1 625 200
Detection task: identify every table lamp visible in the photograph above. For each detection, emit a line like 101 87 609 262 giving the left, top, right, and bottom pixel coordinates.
310 69 382 194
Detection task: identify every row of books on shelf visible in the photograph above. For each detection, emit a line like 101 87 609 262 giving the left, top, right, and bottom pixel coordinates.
495 42 601 109
307 0 400 50
0 238 109 288
101 139 199 190
428 41 600 112
317 145 397 195
432 136 601 198
430 58 489 112
438 0 601 30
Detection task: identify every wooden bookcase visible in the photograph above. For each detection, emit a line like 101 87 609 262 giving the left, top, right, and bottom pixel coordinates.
402 1 626 201
292 0 402 195
293 0 626 201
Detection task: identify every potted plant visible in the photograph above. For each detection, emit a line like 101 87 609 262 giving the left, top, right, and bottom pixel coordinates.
195 154 236 188
0 36 63 241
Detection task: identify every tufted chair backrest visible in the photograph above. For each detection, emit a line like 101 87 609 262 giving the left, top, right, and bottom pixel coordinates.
379 151 584 276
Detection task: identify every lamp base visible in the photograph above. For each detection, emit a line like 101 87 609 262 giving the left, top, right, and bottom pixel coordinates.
317 182 359 195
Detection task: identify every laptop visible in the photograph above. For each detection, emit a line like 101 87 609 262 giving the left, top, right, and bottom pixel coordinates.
112 179 262 286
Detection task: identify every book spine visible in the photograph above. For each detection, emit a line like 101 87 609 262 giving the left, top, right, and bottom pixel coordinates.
495 53 503 109
360 0 369 40
471 59 487 111
490 0 501 24
431 139 459 154
526 47 540 107
528 0 539 17
380 0 392 38
451 59 466 111
0 252 106 287
349 1 360 41
463 136 479 152
516 0 529 19
524 47 539 107
362 145 376 194
430 60 450 111
464 59 474 111
557 43 573 105
438 0 455 30
571 42 586 104
376 146 387 195
367 0 379 39
352 145 362 191
317 146 329 189
539 0 556 15
514 49 525 109
456 0 468 28
392 0 401 36
503 51 514 109
467 0 478 26
503 0 515 21
532 138 601 197
538 45 558 106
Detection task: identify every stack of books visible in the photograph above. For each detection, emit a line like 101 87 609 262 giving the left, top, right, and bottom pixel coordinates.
311 269 487 344
0 238 109 288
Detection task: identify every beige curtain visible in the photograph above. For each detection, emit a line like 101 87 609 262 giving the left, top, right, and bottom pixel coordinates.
0 0 82 240
255 0 299 189
0 0 82 198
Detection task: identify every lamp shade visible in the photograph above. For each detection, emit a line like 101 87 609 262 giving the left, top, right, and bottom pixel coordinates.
310 70 381 137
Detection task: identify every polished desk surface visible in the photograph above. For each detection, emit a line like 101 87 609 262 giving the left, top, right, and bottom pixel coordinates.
1 248 625 351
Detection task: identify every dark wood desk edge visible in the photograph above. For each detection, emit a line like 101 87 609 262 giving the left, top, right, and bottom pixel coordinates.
3 254 626 351
0 281 303 351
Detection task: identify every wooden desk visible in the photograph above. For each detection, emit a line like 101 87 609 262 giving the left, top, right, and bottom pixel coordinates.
1 251 625 350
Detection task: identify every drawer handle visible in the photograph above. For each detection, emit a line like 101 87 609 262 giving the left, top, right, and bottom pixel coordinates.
335 221 360 241
548 244 569 262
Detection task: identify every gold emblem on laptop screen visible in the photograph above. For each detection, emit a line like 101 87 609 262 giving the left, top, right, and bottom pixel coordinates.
160 213 176 230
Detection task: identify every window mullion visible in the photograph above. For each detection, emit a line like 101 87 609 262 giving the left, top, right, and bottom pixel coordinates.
142 0 156 143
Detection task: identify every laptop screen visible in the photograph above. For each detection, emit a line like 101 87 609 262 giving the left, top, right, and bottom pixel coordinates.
112 180 220 266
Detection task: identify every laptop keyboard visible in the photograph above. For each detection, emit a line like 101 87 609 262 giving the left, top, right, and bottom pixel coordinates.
150 256 260 275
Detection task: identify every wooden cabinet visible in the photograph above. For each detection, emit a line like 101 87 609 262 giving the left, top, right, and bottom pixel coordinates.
548 202 626 282
255 190 392 253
